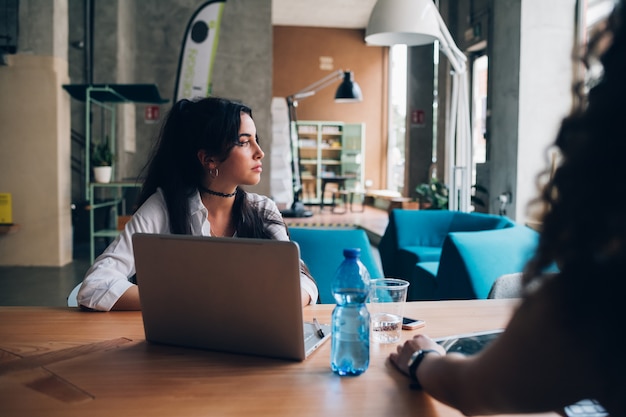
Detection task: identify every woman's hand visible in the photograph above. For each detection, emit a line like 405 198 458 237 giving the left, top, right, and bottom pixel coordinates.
389 334 446 377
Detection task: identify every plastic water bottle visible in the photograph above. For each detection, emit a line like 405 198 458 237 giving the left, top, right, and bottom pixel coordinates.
330 248 371 376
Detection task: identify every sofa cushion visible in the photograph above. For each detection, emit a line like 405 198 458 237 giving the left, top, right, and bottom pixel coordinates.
437 226 539 300
394 210 456 248
425 234 476 300
411 262 439 301
448 212 515 233
400 245 442 263
394 210 514 253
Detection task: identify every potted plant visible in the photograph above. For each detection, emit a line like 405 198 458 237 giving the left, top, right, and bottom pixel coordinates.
91 138 114 183
415 178 449 210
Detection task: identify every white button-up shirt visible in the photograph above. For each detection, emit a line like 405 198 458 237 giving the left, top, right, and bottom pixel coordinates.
78 188 318 311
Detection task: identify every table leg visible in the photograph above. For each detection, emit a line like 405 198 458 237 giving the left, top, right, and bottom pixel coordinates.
332 190 347 214
349 191 366 212
320 181 328 212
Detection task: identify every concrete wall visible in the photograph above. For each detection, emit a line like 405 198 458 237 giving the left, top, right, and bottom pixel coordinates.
0 0 72 266
488 0 522 216
214 0 273 196
515 0 575 221
489 0 575 221
67 0 273 194
65 0 272 215
405 44 436 198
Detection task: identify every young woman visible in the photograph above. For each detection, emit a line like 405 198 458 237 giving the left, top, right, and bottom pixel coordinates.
389 2 626 415
78 97 318 311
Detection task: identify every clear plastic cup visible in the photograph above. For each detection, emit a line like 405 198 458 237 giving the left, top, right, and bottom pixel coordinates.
369 278 410 343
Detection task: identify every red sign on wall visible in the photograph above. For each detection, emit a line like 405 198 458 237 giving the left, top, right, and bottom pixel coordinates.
411 109 426 126
144 105 160 124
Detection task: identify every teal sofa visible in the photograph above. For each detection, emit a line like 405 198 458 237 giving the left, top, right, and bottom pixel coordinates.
379 210 515 298
412 225 540 300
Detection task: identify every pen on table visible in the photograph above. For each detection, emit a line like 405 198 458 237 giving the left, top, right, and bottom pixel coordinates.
313 318 325 338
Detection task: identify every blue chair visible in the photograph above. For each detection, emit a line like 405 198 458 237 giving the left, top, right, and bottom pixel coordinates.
411 225 540 300
487 273 523 299
288 227 383 304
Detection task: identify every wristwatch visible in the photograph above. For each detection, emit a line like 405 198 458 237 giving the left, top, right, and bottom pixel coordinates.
407 349 440 389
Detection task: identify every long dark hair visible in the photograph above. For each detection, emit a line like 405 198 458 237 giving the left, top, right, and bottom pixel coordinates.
137 96 283 237
523 1 626 303
522 5 626 404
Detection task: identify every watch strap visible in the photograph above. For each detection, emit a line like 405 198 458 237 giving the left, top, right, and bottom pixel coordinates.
407 349 440 390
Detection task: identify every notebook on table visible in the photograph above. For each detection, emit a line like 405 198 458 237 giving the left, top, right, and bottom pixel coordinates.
132 233 331 361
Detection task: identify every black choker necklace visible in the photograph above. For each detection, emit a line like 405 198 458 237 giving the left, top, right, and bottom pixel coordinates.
199 185 237 198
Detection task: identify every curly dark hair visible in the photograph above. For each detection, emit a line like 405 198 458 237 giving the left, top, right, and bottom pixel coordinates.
524 2 626 291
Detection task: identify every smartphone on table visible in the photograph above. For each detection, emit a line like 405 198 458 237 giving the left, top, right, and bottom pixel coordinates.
402 317 426 330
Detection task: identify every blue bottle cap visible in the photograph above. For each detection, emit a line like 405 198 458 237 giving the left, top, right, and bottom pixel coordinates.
343 248 361 258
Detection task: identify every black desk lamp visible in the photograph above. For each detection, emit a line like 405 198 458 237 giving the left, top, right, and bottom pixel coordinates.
281 70 363 218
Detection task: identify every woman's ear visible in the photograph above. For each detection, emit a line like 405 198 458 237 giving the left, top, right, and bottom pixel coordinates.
197 150 214 169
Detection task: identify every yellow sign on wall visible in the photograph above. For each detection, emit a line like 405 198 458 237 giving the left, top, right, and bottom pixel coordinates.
0 193 13 224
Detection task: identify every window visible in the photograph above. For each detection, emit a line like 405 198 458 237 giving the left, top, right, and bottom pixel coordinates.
387 44 407 193
471 54 488 170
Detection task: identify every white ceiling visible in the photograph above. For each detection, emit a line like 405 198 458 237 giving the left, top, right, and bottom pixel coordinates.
272 0 620 30
271 0 379 29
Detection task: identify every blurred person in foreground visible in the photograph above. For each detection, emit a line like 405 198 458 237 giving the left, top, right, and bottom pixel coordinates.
389 2 626 415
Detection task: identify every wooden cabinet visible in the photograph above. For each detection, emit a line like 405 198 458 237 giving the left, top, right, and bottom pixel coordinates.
295 121 365 205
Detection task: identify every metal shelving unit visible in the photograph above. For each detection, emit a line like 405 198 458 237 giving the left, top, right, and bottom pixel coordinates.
296 121 365 205
63 84 168 262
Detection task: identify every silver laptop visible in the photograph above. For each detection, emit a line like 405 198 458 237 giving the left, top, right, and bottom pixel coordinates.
132 233 331 361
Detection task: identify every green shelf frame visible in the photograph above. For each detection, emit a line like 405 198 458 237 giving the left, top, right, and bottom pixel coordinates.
64 84 168 262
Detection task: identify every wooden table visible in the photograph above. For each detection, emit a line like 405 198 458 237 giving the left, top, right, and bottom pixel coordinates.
0 300 552 417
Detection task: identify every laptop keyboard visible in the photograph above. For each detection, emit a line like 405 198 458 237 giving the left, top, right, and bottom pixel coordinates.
564 399 608 417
